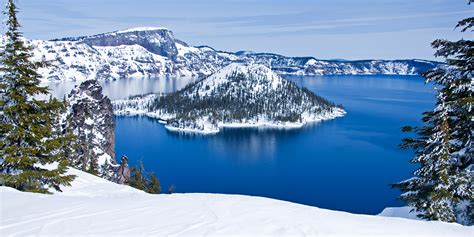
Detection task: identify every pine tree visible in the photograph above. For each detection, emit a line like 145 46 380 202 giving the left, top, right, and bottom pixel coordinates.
85 126 99 175
393 1 473 225
147 172 161 194
396 93 459 222
130 160 146 191
0 0 75 193
62 109 80 167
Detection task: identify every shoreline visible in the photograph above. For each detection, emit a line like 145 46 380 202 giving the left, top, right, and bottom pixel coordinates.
115 108 346 135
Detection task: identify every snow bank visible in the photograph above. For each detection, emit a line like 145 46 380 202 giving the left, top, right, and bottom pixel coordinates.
378 206 422 221
1 168 472 236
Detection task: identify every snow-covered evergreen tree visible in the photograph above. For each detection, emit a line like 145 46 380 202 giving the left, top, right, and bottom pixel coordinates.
62 111 81 168
0 0 75 193
394 2 473 225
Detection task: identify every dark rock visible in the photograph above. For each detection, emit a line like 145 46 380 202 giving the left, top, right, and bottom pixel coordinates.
67 80 116 179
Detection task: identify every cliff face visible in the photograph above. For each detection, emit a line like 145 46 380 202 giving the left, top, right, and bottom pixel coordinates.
69 27 179 60
67 80 116 179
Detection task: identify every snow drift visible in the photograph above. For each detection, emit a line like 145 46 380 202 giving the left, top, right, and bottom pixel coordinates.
1 168 472 236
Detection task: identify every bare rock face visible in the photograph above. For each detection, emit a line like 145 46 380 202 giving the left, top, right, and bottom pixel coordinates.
67 80 116 179
58 27 179 60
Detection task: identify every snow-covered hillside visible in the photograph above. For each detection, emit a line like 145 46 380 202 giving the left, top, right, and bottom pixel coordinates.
1 168 472 236
1 27 440 82
113 63 345 133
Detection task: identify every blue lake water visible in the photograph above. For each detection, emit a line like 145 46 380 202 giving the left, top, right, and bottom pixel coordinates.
114 75 435 215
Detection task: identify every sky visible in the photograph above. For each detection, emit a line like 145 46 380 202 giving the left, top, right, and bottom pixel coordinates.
7 0 474 60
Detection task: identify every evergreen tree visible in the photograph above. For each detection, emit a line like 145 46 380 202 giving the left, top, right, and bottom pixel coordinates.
394 1 473 225
62 110 80 167
129 160 146 191
397 93 463 222
147 172 161 194
99 160 113 179
85 124 99 176
128 160 161 194
168 185 176 194
0 0 75 193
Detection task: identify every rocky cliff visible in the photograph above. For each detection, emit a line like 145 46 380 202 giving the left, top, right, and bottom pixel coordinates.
67 80 116 179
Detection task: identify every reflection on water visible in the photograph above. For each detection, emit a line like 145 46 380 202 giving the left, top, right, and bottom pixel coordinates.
44 76 199 100
164 122 330 161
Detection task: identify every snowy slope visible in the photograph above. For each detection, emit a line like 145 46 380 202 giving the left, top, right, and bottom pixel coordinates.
0 27 440 82
1 168 472 236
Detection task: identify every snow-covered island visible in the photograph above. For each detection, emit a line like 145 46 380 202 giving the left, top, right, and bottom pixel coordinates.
1 167 472 236
113 63 345 134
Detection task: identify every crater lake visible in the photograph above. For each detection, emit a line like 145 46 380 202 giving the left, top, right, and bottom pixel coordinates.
49 74 434 215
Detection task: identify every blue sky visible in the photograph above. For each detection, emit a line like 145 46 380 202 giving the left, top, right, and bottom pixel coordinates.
9 0 473 60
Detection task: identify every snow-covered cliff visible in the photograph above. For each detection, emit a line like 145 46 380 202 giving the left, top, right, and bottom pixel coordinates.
67 80 117 179
1 27 440 82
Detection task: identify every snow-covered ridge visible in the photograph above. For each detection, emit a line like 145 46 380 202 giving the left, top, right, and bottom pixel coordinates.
113 63 346 134
115 26 169 34
0 27 441 82
1 167 472 236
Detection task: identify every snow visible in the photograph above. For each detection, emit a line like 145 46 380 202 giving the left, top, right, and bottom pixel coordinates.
112 64 347 134
198 63 282 96
1 168 472 236
160 109 346 135
84 117 94 125
164 124 219 135
115 27 168 34
176 42 200 57
378 206 422 221
0 33 434 82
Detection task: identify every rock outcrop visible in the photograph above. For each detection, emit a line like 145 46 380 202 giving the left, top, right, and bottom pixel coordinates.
61 27 179 60
67 80 116 179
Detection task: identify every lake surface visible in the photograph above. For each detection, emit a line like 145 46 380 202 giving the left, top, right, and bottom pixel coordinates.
45 76 198 100
111 75 436 215
52 75 435 215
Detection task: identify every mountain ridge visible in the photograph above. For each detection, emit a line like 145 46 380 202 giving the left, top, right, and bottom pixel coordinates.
9 27 442 82
52 27 438 63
